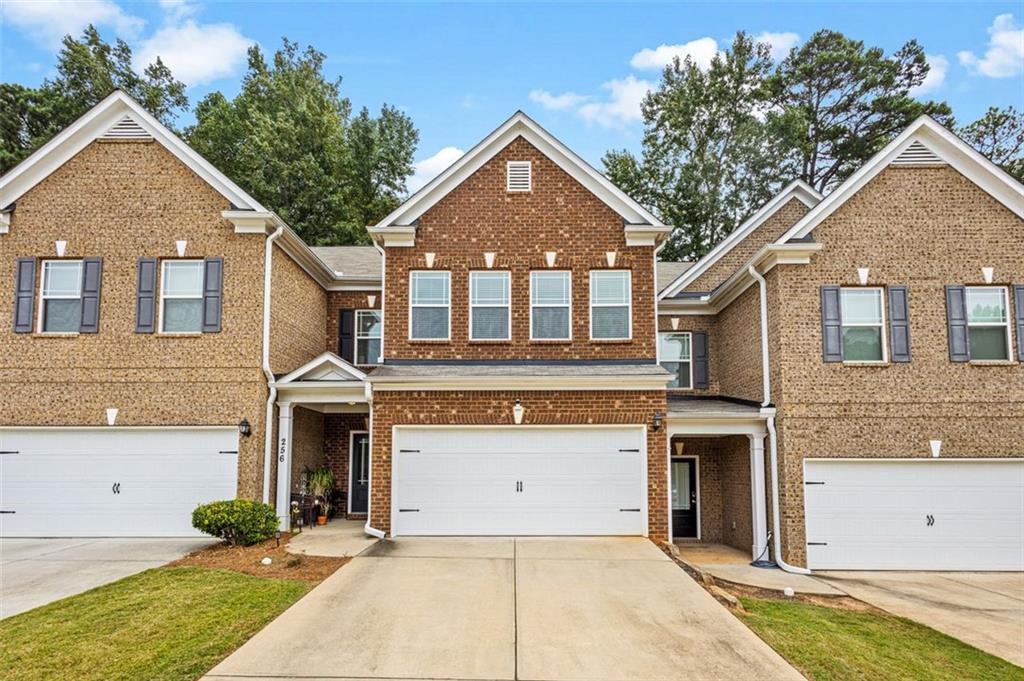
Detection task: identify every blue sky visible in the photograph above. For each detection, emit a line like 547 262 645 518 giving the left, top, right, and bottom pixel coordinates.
3 1 1023 190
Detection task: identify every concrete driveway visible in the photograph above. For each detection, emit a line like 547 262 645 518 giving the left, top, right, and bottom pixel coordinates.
0 537 216 619
206 537 800 681
819 571 1024 666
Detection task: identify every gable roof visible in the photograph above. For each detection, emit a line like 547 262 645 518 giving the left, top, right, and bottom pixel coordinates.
0 90 266 212
777 115 1024 243
311 246 382 279
277 352 367 384
370 111 667 230
656 260 695 293
659 179 821 299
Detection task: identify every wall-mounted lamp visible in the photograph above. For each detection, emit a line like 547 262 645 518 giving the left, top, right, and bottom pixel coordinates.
929 439 942 458
652 412 663 431
238 418 252 438
512 399 525 425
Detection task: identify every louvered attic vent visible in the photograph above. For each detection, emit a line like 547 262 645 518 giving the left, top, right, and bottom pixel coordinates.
102 115 152 140
891 140 945 166
507 161 532 192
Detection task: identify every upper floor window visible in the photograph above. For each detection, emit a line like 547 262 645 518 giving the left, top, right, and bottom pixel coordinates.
660 332 692 389
39 260 82 332
356 310 382 364
840 287 886 362
590 270 631 340
161 260 204 333
409 270 450 340
531 271 571 340
965 286 1011 360
469 271 511 340
506 161 531 192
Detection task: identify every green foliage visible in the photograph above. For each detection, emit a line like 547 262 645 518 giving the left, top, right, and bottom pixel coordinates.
0 25 187 173
192 499 279 546
958 106 1024 181
186 39 418 245
305 465 336 516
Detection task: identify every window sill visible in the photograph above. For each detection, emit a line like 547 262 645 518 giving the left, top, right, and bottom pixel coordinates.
407 339 451 343
468 340 512 344
590 338 633 344
157 332 204 337
529 339 573 343
32 332 80 338
968 359 1017 366
841 361 889 366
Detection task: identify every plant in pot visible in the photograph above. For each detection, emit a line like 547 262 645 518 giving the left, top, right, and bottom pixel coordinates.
307 466 335 526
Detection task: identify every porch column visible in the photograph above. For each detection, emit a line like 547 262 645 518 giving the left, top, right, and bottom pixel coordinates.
749 434 769 561
275 401 294 530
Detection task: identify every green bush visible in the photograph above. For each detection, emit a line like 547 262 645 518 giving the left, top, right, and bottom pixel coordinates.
192 500 279 546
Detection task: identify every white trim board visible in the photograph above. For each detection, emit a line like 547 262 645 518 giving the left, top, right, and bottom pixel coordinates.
277 351 368 384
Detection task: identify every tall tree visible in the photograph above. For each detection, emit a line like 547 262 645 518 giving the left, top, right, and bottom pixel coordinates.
958 106 1024 182
187 39 418 245
604 32 787 261
765 30 952 192
0 25 187 173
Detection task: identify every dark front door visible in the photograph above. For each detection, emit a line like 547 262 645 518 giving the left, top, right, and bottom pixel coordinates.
350 433 369 514
671 457 698 538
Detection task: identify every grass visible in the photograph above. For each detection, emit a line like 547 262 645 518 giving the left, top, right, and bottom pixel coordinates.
0 566 310 681
737 596 1024 681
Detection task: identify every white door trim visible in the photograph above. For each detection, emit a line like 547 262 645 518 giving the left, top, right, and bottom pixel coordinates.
347 430 368 515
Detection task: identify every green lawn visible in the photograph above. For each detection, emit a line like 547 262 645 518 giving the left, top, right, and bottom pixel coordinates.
0 567 310 681
738 597 1024 681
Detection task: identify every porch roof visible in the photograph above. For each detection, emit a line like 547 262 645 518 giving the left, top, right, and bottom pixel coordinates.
667 397 762 418
367 361 671 391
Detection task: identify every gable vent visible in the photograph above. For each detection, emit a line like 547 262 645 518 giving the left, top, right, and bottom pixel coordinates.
506 161 532 192
892 140 945 166
102 115 152 140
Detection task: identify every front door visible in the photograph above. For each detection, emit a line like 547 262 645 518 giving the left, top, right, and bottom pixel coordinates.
349 433 369 514
671 457 698 538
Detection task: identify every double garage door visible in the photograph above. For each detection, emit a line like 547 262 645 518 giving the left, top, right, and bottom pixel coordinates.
392 427 647 536
805 459 1024 571
1 428 238 537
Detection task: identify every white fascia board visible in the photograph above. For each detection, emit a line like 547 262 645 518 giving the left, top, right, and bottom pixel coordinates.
0 91 265 213
666 417 767 436
273 226 337 288
659 179 822 300
778 116 1024 244
274 382 368 404
368 374 671 391
625 224 673 246
366 225 416 247
277 351 368 384
325 280 383 292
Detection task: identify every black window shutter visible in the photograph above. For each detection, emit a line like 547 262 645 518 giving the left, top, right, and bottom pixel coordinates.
79 257 103 333
339 309 355 362
202 257 223 333
135 258 158 333
821 285 843 362
945 285 969 362
887 285 911 362
13 257 37 333
1014 285 1024 362
692 330 709 389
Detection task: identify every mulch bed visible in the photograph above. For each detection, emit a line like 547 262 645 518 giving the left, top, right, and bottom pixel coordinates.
168 532 348 583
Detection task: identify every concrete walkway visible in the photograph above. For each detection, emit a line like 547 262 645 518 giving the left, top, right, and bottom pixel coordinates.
206 537 801 681
286 518 379 558
0 537 216 619
676 542 843 596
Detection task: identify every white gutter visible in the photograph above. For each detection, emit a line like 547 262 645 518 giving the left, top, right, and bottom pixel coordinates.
748 265 811 575
363 238 388 539
260 223 284 504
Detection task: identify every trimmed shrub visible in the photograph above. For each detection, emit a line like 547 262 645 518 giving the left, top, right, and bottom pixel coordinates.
192 499 279 546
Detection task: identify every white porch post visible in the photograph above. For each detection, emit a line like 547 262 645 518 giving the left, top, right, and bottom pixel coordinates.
275 401 294 530
749 433 769 561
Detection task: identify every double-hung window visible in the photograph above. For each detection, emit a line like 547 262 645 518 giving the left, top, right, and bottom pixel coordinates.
39 260 82 332
160 260 204 333
530 271 571 340
469 271 511 340
659 332 692 389
840 287 886 362
356 310 382 364
409 271 450 340
965 286 1011 360
590 270 631 340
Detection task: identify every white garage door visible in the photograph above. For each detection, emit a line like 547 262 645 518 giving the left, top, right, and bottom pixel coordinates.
393 427 647 536
804 459 1024 570
0 428 239 537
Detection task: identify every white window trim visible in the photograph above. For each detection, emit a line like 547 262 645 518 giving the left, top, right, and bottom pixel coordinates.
506 160 532 192
37 259 83 334
529 270 572 341
965 285 1014 362
159 259 205 334
468 271 512 341
355 309 382 365
589 270 632 341
659 331 694 390
840 286 888 364
408 270 451 341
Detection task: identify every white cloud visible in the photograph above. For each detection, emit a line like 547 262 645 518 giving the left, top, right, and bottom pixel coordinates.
408 146 465 193
0 0 144 48
630 37 720 71
958 13 1024 78
134 20 253 86
753 31 800 61
910 54 949 96
577 75 654 129
528 89 590 111
158 0 198 22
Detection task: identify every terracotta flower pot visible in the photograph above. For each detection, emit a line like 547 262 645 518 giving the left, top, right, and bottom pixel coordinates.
317 515 327 526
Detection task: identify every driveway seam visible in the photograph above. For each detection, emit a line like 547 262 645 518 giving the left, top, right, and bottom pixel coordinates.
513 537 519 681
939 575 1024 604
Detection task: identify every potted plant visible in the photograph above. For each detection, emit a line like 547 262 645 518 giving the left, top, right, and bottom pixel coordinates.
307 466 335 525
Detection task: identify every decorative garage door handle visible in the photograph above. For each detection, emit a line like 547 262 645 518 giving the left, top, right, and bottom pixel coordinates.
398 508 420 512
619 508 641 512
111 482 121 494
926 514 935 526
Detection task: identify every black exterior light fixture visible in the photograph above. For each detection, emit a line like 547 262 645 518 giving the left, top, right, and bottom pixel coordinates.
238 418 252 438
652 412 663 432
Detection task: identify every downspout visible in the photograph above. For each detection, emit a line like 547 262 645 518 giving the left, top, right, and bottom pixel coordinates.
748 265 811 575
261 222 284 504
362 239 387 539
